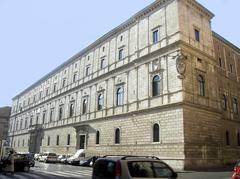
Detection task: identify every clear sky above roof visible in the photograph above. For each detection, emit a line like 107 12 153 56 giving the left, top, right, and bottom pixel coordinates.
0 0 239 107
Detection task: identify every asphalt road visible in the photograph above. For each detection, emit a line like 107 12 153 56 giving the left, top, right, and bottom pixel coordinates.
178 167 233 179
0 161 92 179
0 161 234 179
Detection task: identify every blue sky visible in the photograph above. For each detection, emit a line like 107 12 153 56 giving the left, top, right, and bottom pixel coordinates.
0 0 239 107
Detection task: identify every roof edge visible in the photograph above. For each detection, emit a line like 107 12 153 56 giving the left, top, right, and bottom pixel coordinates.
12 0 174 101
213 31 240 53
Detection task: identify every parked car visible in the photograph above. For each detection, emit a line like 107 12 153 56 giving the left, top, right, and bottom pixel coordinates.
92 155 178 179
39 152 58 163
79 156 99 167
57 155 66 163
14 153 31 172
21 153 35 167
232 160 240 179
67 149 85 165
34 153 42 161
60 155 73 164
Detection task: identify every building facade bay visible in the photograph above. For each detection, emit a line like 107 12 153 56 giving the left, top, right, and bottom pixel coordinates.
8 0 240 169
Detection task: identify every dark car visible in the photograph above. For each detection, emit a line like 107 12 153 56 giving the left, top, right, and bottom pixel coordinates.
22 153 35 167
1 153 31 172
92 155 178 179
14 153 31 172
79 156 99 167
232 160 240 179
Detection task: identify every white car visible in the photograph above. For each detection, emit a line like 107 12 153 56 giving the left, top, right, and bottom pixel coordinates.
39 152 58 163
67 149 85 165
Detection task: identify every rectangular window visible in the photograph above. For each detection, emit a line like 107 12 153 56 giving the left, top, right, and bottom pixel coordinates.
53 83 57 92
219 58 222 67
62 78 66 87
230 64 234 73
47 136 50 146
73 73 77 82
56 135 59 146
67 134 71 145
195 29 200 42
118 49 124 61
49 108 54 123
46 88 49 96
100 58 106 69
153 29 159 44
39 91 43 99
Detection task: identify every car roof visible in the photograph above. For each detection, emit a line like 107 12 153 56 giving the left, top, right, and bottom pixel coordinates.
97 155 161 162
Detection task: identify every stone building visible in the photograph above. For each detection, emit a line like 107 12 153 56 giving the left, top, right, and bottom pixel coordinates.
8 0 240 169
0 106 11 141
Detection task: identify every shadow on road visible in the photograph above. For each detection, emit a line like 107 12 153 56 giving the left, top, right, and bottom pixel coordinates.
177 165 234 173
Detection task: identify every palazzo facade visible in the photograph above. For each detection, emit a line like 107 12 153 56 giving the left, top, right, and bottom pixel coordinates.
8 0 240 169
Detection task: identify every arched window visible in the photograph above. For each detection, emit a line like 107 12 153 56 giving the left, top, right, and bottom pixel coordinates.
42 111 46 124
86 66 90 76
24 119 28 129
198 75 205 96
58 106 63 120
152 75 161 96
222 95 227 111
69 103 74 117
116 87 124 106
98 94 104 110
29 117 33 127
153 123 160 142
237 133 240 146
226 131 230 146
82 99 87 114
96 131 100 144
115 128 120 144
233 98 238 114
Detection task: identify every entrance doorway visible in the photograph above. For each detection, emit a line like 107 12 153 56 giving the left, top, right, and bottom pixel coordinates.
79 135 86 149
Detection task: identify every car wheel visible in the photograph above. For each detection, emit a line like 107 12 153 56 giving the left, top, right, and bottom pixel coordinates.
23 166 30 172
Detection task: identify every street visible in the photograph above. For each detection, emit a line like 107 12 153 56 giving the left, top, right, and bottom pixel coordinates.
0 161 92 179
0 161 234 179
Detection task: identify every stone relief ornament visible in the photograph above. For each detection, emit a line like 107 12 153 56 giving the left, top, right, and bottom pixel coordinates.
176 53 187 79
152 59 161 71
117 77 122 84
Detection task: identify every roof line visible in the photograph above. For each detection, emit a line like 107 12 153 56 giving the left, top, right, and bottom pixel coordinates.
12 0 172 100
212 31 240 53
13 0 215 100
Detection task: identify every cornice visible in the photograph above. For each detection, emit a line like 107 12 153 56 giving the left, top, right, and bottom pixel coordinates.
213 31 240 54
12 0 175 101
184 0 214 19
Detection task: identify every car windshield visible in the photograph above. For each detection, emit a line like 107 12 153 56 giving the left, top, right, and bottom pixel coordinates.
73 149 85 158
48 153 57 156
236 161 240 167
128 161 173 178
